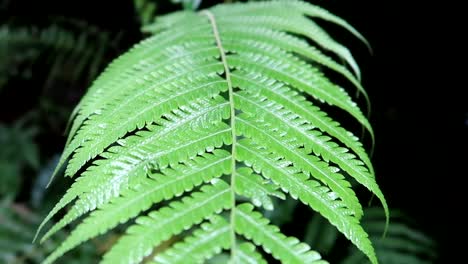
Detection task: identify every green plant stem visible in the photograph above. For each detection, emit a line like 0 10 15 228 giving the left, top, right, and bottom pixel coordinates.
202 9 238 261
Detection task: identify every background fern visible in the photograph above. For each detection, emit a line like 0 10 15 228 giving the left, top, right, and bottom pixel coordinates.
340 208 437 264
0 3 136 262
0 21 113 92
35 1 390 263
302 208 437 264
0 119 39 198
0 18 124 141
0 198 107 264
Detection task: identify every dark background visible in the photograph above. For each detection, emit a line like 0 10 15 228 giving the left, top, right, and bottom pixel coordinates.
323 1 465 262
1 0 465 263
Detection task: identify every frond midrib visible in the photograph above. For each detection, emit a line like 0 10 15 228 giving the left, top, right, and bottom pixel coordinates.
201 10 239 261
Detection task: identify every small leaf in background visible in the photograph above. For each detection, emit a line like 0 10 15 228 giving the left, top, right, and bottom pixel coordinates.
134 0 157 26
264 198 299 226
31 155 60 209
304 213 339 256
171 0 202 10
340 207 437 264
0 198 106 264
0 122 39 198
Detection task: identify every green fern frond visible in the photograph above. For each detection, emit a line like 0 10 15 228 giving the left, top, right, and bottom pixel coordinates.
101 179 231 264
231 70 374 174
236 139 376 263
39 1 386 263
235 90 384 217
40 149 231 243
152 216 231 264
235 203 326 264
235 167 285 211
210 1 362 80
37 98 231 242
43 179 231 264
236 113 363 218
236 242 268 264
61 21 216 150
218 26 367 103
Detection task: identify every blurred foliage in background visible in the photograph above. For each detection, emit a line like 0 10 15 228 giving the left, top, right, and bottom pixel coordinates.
0 0 136 261
0 0 438 263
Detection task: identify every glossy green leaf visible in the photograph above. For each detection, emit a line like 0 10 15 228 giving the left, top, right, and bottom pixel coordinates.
40 1 384 263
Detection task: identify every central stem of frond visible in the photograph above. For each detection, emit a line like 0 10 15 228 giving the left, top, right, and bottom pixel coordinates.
202 10 238 260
